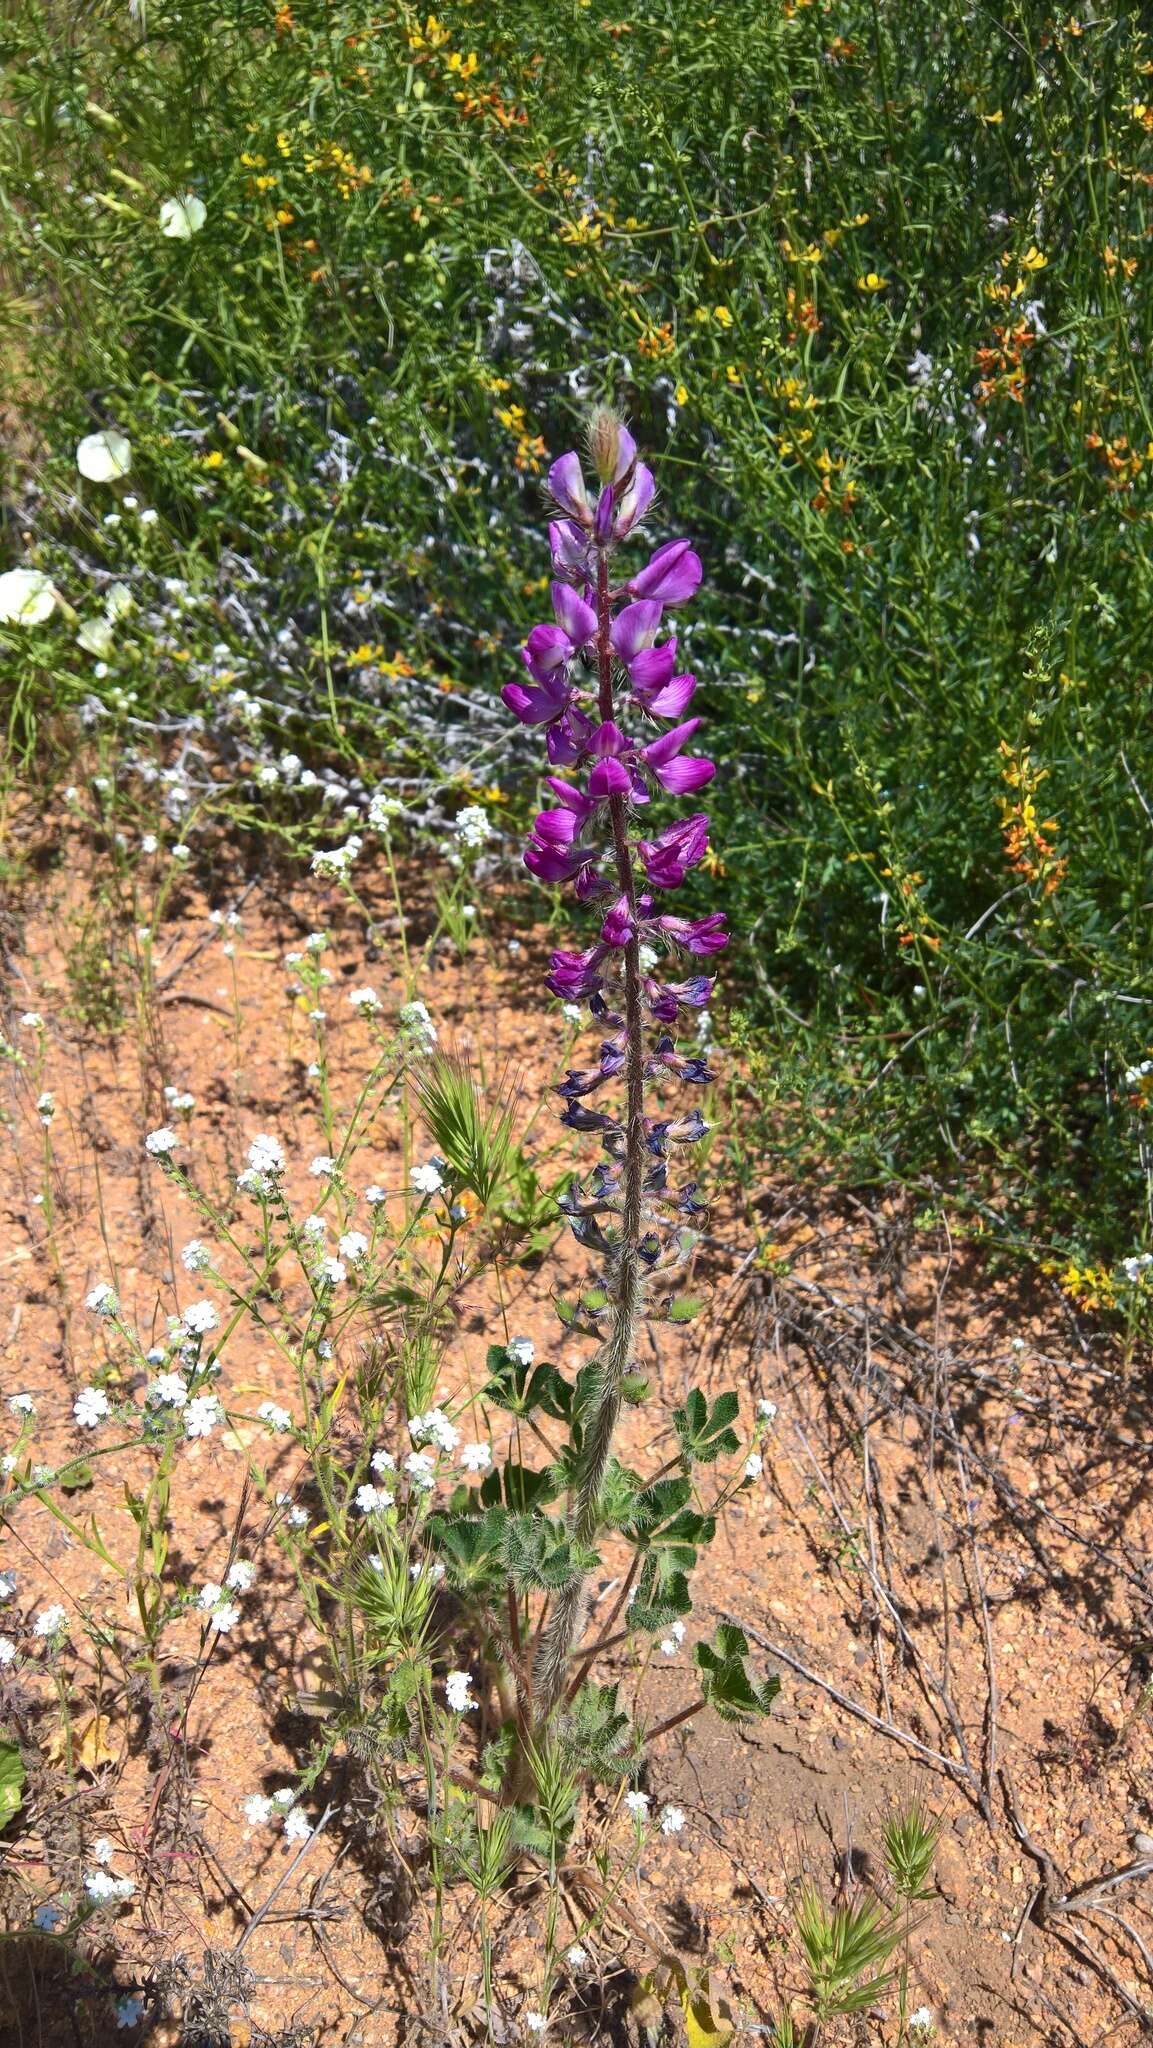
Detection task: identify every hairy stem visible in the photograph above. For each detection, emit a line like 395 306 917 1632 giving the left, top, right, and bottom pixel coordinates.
532 539 646 1721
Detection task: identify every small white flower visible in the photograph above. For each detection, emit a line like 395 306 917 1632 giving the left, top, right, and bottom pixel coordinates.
411 1160 446 1196
114 1993 145 2028
743 1453 763 1481
181 1240 210 1273
207 1601 240 1634
158 192 206 239
91 1836 115 1865
36 1091 55 1124
339 1230 369 1263
34 1604 68 1639
318 1256 346 1287
624 1790 650 1818
756 1399 778 1422
225 1560 255 1592
73 1386 111 1429
459 1441 491 1473
184 1395 223 1440
909 2010 934 2035
364 1184 387 1205
8 1393 34 1417
524 2013 547 2037
445 1669 477 1712
310 1154 336 1178
77 616 114 657
566 1944 587 1969
638 942 659 972
454 803 493 849
355 1483 394 1514
562 1003 582 1024
0 567 56 625
370 1448 396 1476
147 1373 188 1410
348 986 381 1013
0 1571 15 1601
247 1133 285 1176
660 1804 686 1835
310 835 361 878
144 1127 178 1157
506 1336 534 1366
660 1620 686 1657
197 1582 223 1611
243 1793 274 1825
283 1805 312 1843
76 429 132 482
20 1012 43 1029
271 1786 297 1809
139 507 159 526
258 1400 292 1433
182 1299 219 1336
171 840 189 858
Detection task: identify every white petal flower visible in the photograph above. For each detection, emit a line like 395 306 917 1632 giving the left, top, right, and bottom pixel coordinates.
34 1604 68 1638
445 1669 477 1712
243 1792 274 1825
0 567 56 625
76 429 132 482
458 1441 491 1473
76 617 114 658
624 1790 650 1818
282 1805 312 1842
73 1387 111 1428
144 1127 178 1157
158 192 207 239
660 1804 686 1835
411 1160 446 1196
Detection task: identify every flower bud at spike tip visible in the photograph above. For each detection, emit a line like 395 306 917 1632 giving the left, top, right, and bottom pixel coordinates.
586 404 625 486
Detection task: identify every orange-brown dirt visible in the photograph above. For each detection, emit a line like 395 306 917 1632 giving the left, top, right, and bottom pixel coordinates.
1 819 1152 2046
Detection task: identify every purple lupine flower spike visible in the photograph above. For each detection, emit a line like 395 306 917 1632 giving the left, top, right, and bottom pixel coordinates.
515 406 728 1720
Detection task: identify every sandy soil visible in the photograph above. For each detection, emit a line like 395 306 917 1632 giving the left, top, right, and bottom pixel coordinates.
2 813 1152 2047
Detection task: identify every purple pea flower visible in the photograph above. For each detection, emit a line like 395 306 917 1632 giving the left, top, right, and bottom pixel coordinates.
507 407 730 1720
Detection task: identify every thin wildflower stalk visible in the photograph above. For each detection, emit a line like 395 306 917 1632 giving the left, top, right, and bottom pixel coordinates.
503 406 723 1722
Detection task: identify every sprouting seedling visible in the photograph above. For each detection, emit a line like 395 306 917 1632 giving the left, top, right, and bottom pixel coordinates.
793 1885 902 2029
412 1051 517 1208
883 1795 941 1902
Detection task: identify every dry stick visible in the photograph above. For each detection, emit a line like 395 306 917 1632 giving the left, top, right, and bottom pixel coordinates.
721 1616 972 1785
236 1803 338 1954
859 1325 894 1724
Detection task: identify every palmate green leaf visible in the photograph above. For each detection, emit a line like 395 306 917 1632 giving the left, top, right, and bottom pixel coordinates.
622 1477 716 1632
502 1513 597 1593
673 1388 740 1466
0 1739 25 1831
557 1682 638 1784
694 1624 780 1723
427 1505 508 1592
480 1343 571 1421
478 1460 558 1514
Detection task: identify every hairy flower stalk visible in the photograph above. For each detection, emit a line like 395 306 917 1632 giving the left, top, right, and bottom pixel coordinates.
504 409 725 1720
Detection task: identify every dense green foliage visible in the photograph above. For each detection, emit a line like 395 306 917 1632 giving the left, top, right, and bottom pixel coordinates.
3 0 1153 1296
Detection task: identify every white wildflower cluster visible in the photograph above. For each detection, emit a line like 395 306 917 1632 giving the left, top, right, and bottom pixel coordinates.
347 985 381 1014
195 1559 255 1635
36 1091 55 1126
144 1126 179 1158
458 1441 491 1473
757 1398 778 1422
743 1452 763 1480
404 1450 436 1491
445 1669 477 1712
163 1083 196 1114
1125 1059 1153 1088
181 1239 211 1274
311 834 362 878
183 1394 224 1441
8 1392 35 1418
624 1789 649 1819
355 1481 394 1515
86 1282 119 1316
258 1400 293 1434
238 1132 285 1196
398 998 437 1048
338 1230 369 1264
182 1299 219 1337
368 791 404 830
409 1407 460 1453
659 1620 686 1658
506 1336 534 1366
1122 1253 1153 1283
34 1604 68 1640
453 804 494 850
84 1867 135 1905
242 1784 312 1840
660 1804 686 1835
309 1153 336 1178
146 1371 190 1412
